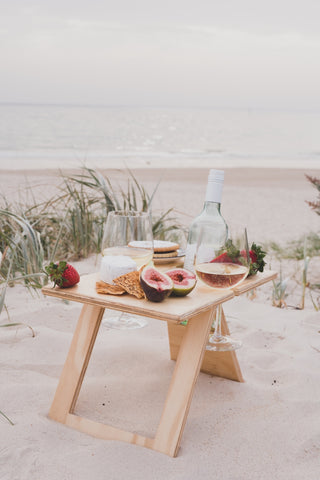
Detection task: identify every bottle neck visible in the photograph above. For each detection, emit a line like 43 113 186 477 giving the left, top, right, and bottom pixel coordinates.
202 201 221 215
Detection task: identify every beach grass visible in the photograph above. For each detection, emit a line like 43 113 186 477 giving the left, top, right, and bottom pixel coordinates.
268 232 320 260
0 210 46 287
305 174 320 215
0 409 14 426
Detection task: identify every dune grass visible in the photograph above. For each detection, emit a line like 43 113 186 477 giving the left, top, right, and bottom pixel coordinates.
269 232 320 260
0 210 47 319
0 211 46 291
64 167 183 247
305 174 320 215
0 409 14 425
268 233 320 310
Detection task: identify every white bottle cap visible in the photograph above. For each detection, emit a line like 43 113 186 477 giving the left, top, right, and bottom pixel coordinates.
205 169 224 203
208 169 224 183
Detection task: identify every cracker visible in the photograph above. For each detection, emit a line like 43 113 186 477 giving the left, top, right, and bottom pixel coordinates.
113 270 145 299
128 240 179 253
153 251 178 259
153 240 179 253
95 281 126 295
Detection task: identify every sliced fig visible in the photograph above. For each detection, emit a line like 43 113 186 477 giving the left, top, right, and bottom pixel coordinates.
140 266 173 302
165 268 197 297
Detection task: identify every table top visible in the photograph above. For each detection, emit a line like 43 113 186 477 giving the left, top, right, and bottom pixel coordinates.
42 270 277 323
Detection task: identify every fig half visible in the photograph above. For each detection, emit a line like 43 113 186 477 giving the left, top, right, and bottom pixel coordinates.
165 268 197 297
140 266 173 302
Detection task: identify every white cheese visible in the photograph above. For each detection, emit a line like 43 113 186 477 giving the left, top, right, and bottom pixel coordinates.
100 255 137 285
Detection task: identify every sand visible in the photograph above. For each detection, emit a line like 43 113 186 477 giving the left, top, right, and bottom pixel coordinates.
1 167 320 479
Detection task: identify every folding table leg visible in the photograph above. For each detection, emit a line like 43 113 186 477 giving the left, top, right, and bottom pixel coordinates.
49 303 105 423
167 307 244 382
152 307 215 457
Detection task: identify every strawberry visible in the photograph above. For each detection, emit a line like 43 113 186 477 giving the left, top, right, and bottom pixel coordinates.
246 243 266 276
211 240 266 276
211 239 242 265
45 261 80 288
211 253 242 265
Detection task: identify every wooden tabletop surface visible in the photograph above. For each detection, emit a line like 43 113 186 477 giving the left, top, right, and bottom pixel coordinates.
42 270 277 323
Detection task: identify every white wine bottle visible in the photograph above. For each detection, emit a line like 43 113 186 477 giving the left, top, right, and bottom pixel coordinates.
184 169 228 272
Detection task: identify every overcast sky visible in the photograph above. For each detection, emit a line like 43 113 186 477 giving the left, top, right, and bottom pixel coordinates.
1 0 320 110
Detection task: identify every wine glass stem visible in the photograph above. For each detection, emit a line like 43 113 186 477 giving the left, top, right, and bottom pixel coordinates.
211 304 223 342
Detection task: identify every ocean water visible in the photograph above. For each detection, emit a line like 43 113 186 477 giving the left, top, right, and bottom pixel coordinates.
0 103 319 170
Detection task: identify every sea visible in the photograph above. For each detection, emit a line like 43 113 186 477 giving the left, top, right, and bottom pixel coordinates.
0 103 319 170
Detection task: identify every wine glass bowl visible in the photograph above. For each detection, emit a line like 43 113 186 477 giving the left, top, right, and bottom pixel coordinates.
195 240 249 290
100 210 153 329
102 211 154 268
195 227 250 351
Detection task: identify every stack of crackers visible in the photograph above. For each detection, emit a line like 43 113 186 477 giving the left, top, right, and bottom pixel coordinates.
152 240 180 262
96 270 145 299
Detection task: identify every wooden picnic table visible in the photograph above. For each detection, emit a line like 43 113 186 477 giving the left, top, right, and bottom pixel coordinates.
42 270 277 457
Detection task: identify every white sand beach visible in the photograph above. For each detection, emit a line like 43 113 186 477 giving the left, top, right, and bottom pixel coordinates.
1 167 320 480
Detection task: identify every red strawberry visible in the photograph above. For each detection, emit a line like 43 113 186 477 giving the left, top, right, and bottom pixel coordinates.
249 251 257 263
211 240 266 276
211 252 242 265
45 261 80 288
246 243 266 276
211 239 242 265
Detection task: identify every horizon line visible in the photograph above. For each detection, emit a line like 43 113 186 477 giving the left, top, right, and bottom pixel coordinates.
0 101 319 114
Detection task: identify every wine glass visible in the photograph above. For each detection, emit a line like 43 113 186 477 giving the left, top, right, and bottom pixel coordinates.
100 210 153 330
195 226 250 351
